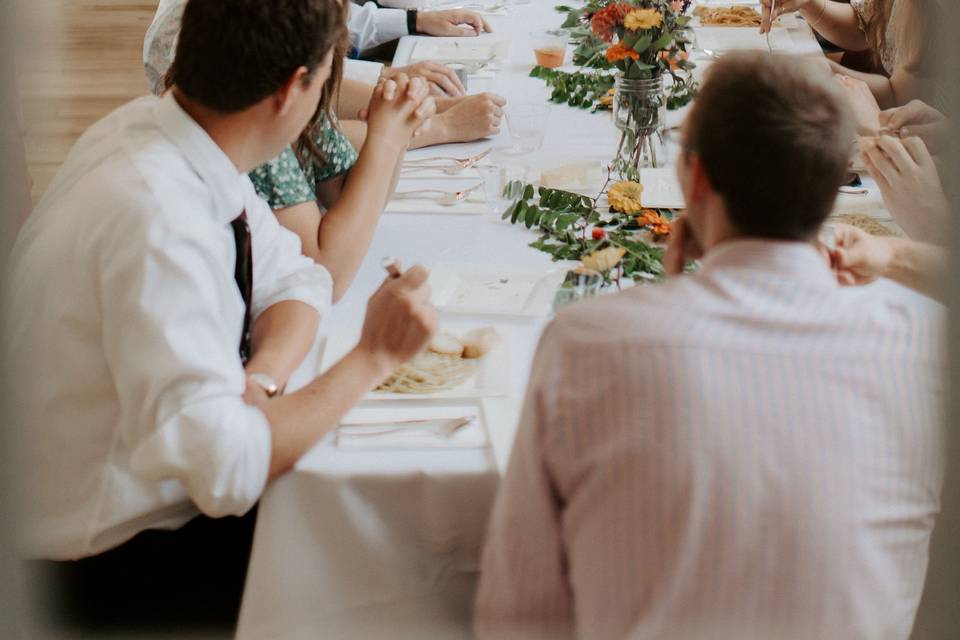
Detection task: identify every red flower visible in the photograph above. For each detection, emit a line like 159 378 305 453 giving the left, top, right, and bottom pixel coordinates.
590 3 633 42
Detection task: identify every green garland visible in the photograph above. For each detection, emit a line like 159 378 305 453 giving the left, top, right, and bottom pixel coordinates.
529 66 616 111
501 183 676 283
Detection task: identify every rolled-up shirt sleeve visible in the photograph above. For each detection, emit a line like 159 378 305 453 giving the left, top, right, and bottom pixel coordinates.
99 199 273 518
243 177 333 320
348 2 410 53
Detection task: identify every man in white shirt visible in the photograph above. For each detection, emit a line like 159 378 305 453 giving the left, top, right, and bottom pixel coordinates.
7 0 436 632
145 0 490 94
475 53 946 640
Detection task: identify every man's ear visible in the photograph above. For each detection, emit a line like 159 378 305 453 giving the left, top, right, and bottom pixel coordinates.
274 66 312 117
685 153 713 207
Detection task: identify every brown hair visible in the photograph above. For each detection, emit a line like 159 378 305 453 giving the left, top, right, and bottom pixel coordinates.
863 0 937 75
166 0 348 167
295 8 350 172
684 52 855 241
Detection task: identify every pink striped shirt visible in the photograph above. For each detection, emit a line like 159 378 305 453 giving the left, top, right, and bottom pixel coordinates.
475 239 945 640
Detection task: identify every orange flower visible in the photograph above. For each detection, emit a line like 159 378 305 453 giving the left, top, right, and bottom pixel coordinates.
637 209 672 236
606 42 641 63
658 50 690 71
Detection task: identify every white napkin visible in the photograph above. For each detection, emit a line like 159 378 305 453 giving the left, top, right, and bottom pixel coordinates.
385 191 487 215
639 168 686 209
336 418 487 450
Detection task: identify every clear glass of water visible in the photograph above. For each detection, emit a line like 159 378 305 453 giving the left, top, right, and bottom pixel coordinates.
505 104 551 155
477 157 529 217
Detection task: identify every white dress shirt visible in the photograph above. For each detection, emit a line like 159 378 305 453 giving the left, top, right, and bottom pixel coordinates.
475 240 945 640
143 1 404 95
5 92 332 560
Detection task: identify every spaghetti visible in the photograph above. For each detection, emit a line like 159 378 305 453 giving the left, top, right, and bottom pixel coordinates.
694 6 764 27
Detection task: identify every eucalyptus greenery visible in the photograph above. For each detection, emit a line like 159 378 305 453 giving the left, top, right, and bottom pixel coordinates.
501 182 673 283
529 66 616 111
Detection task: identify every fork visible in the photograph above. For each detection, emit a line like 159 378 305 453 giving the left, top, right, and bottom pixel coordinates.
338 416 476 439
391 182 484 206
403 148 491 170
765 1 775 54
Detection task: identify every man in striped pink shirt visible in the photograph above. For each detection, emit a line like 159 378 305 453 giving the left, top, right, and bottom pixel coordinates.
475 53 945 640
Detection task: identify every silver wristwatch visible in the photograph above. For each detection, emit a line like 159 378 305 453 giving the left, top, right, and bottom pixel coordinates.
248 372 280 398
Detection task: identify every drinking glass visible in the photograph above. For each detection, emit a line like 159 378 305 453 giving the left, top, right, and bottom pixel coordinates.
531 29 568 69
477 160 529 217
505 104 551 155
553 268 604 312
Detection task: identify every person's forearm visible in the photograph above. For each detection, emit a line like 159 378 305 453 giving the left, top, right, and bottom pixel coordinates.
312 135 403 299
409 112 457 148
885 238 947 303
262 346 390 480
801 0 868 52
829 60 897 108
336 78 376 120
245 300 321 388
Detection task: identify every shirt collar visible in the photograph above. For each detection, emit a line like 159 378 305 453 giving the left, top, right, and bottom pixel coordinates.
698 237 837 287
154 92 246 225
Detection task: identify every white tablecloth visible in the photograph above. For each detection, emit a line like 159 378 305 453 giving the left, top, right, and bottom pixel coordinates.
235 6 886 639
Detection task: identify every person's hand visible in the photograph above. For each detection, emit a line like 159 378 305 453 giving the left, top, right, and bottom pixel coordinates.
878 100 951 156
364 74 437 151
835 74 881 135
382 61 465 98
433 93 506 143
759 0 815 33
664 216 704 276
859 134 950 244
829 223 895 286
356 265 438 379
416 9 492 37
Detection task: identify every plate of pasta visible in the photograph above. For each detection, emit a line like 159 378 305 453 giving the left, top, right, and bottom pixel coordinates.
369 327 511 400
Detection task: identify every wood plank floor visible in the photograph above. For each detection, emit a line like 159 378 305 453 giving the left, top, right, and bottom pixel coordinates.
20 0 158 202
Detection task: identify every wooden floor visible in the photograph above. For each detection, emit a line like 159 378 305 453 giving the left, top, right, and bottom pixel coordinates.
20 0 158 202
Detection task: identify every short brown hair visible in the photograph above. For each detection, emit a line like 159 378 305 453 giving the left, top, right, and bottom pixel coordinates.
685 52 855 240
171 0 348 114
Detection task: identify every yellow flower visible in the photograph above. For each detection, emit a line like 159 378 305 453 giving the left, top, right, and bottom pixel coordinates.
582 246 627 273
607 180 644 214
624 8 664 30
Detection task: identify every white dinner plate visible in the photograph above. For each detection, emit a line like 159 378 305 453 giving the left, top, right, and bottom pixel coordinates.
693 25 794 51
409 38 511 64
429 262 567 317
365 336 510 401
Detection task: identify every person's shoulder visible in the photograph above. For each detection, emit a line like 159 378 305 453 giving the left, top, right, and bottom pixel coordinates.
545 277 700 354
849 286 946 362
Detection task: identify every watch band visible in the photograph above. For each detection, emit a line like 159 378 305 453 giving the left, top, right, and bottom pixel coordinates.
406 9 419 35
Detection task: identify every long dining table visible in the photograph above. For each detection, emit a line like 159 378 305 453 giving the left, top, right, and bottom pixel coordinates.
233 4 928 639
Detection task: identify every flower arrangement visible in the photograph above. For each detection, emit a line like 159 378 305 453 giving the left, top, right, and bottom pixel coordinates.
580 1 695 82
500 181 679 284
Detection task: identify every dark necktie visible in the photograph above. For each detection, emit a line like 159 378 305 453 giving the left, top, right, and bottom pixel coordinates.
231 211 253 364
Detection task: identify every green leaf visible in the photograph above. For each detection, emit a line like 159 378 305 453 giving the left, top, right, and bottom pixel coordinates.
652 33 674 51
631 34 653 54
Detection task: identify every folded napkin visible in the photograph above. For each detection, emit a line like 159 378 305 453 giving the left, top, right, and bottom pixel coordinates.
336 419 487 450
385 191 487 215
639 168 685 209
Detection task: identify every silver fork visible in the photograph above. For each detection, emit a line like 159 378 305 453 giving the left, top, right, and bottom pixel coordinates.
391 182 484 206
338 416 476 439
403 148 491 170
